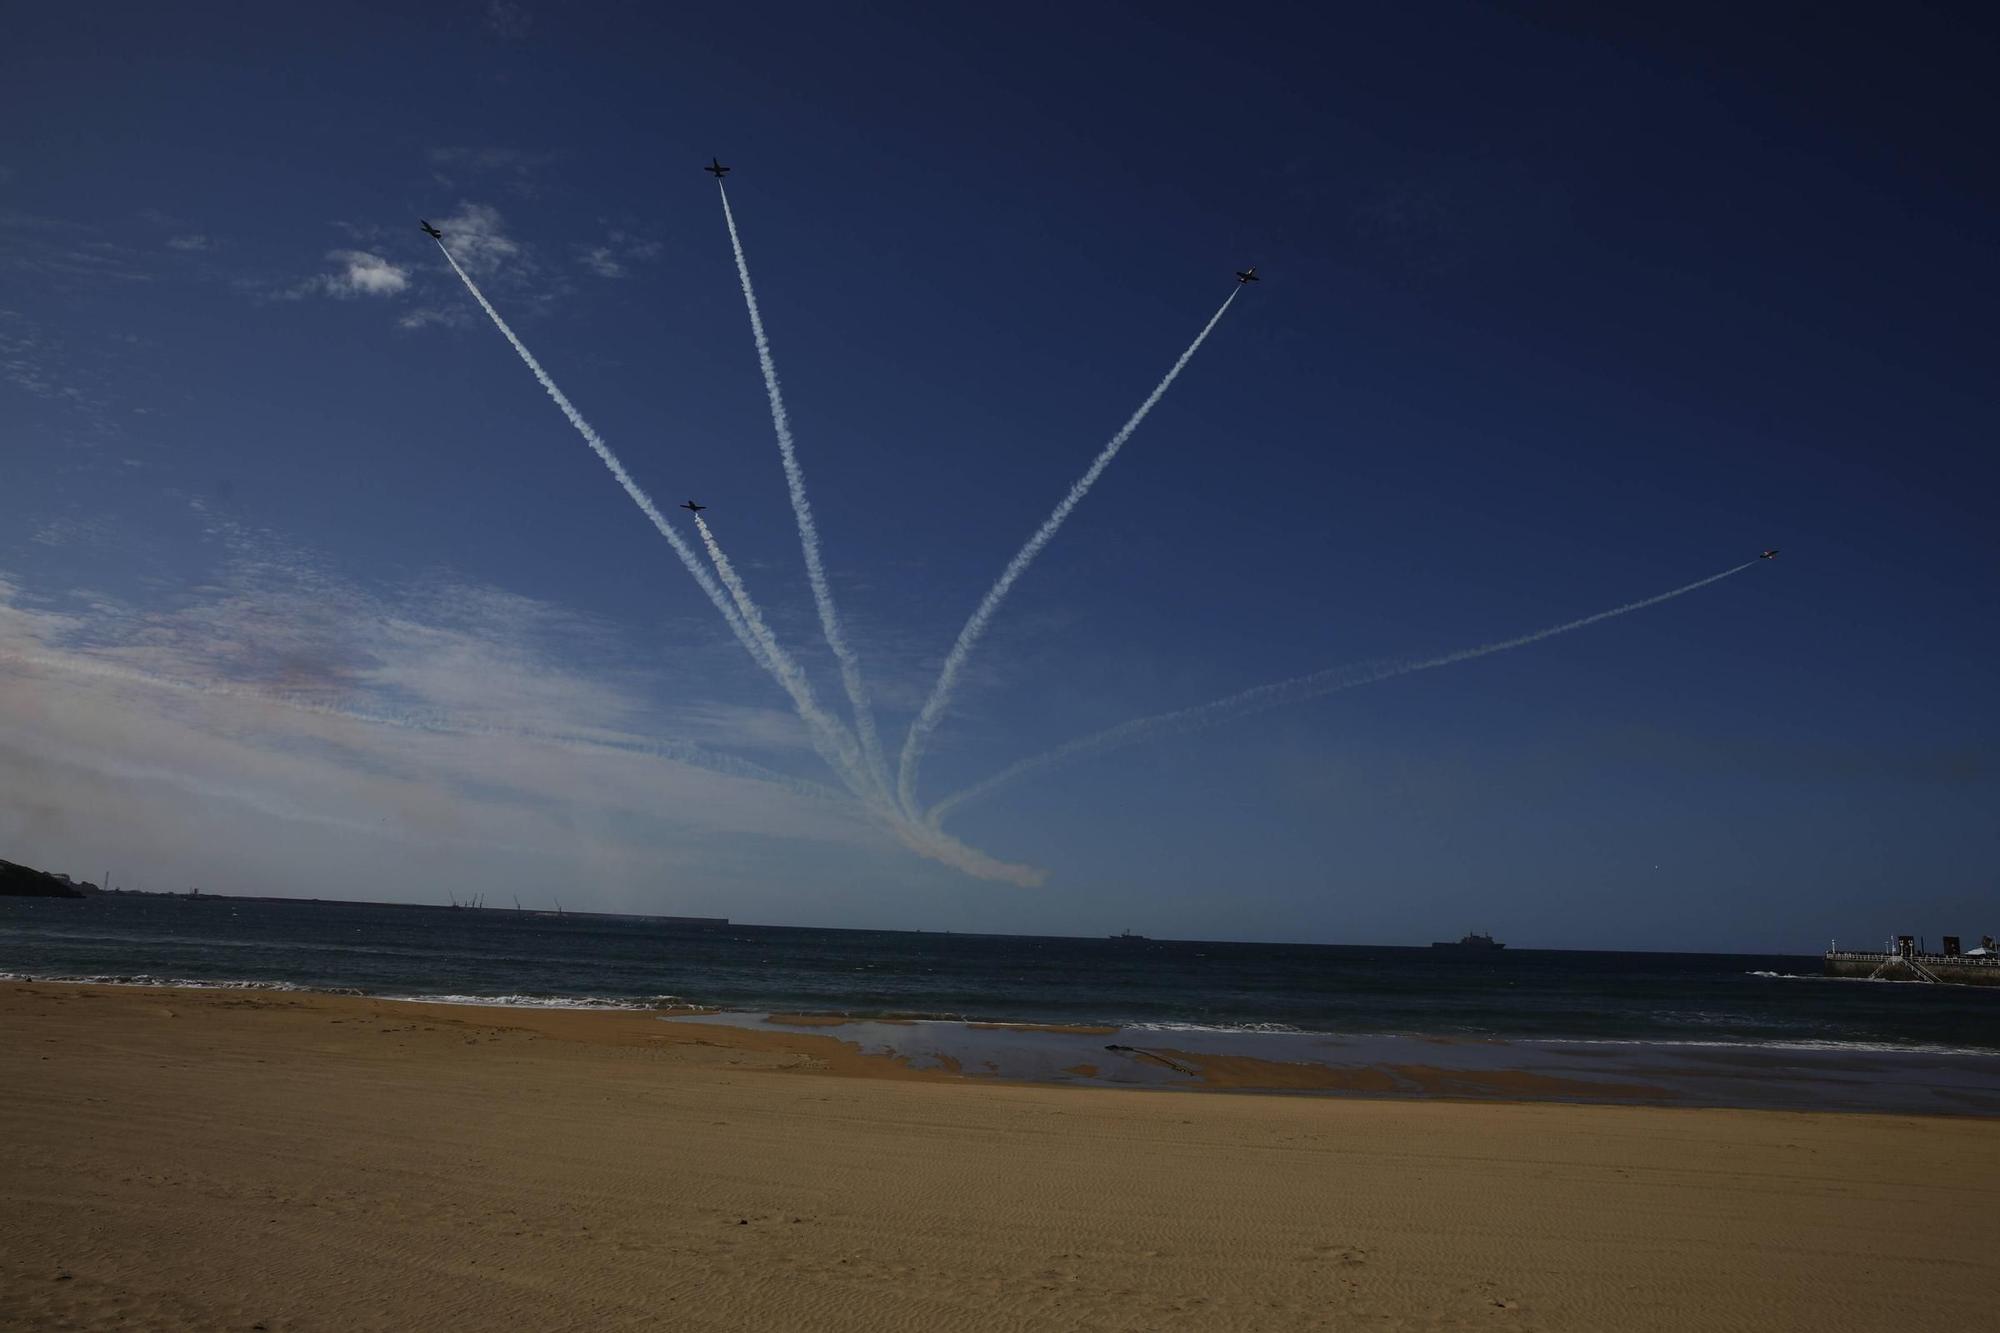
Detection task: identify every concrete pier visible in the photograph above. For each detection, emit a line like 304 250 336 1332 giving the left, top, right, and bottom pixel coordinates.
1824 943 2000 987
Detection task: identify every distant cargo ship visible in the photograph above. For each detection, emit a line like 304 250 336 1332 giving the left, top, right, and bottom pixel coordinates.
1431 931 1505 951
1109 929 1150 941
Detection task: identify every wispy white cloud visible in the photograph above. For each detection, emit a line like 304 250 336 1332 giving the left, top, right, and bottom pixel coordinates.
0 523 880 908
166 233 211 252
0 310 114 421
429 203 521 278
289 249 410 299
28 513 119 549
272 250 412 303
428 146 555 188
578 246 625 279
396 304 469 331
399 201 571 326
0 313 64 400
484 0 532 40
575 229 661 280
0 210 152 287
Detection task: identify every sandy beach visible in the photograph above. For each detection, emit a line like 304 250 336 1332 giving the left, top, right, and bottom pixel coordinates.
3 982 1995 1331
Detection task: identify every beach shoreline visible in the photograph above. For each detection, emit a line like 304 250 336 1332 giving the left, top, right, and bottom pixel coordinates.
9 969 1995 1114
5 980 1998 1331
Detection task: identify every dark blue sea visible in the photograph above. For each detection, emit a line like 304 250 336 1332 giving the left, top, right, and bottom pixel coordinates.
4 893 1994 1054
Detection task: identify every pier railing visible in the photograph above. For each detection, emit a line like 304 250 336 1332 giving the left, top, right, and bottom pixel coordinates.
1824 951 2000 970
1823 950 2000 985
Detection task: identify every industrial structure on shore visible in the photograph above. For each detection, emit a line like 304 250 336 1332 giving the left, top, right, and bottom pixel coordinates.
1824 935 2000 987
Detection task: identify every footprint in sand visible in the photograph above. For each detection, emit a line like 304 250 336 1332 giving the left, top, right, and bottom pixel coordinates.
1309 1243 1368 1266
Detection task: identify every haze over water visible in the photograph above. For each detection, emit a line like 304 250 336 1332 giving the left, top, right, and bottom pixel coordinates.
6 896 1994 1053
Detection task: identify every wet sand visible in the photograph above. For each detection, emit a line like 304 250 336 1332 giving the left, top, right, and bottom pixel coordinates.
706 1010 2000 1113
4 981 1997 1331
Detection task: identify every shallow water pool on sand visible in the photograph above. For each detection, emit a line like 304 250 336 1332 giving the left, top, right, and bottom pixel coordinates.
672 1012 2000 1114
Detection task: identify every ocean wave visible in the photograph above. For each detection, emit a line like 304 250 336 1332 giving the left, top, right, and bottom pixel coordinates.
770 1013 1297 1032
691 1011 2000 1060
1128 1020 1310 1035
0 972 685 1011
0 971 354 994
1746 969 1963 986
7 975 1991 1056
1538 1035 2000 1058
1103 1022 1999 1059
739 1010 978 1025
723 1008 2000 1056
1130 1022 1999 1057
385 992 688 1011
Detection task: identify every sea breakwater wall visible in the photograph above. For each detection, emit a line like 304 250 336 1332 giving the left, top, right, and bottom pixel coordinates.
1824 952 2000 987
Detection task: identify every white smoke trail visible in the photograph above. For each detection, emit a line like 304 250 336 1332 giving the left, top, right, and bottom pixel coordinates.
928 560 1760 826
690 511 873 795
683 517 1051 879
435 239 893 801
716 183 890 798
434 238 1046 883
888 819 1047 889
896 286 1242 816
431 242 774 676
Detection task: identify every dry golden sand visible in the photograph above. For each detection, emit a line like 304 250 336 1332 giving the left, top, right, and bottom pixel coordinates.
2 983 1995 1332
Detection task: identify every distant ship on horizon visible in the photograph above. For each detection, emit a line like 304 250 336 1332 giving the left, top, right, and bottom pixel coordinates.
1431 931 1505 951
1109 929 1150 941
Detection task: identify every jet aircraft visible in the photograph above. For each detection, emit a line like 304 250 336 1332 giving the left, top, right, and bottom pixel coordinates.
1760 549 1779 559
680 501 707 514
704 157 731 179
1235 267 1260 283
420 220 443 239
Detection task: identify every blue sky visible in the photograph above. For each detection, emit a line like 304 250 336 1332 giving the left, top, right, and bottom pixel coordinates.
3 2 1993 948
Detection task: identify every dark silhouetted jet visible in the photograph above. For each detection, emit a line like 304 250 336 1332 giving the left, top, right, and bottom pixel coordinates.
420 220 443 239
704 157 731 179
1760 549 1779 559
680 500 707 514
1235 267 1260 284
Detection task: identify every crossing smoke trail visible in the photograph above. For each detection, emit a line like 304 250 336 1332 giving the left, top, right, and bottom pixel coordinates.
685 518 1048 883
684 524 1040 876
927 560 1760 826
896 286 1242 817
679 525 1040 883
432 239 871 798
690 510 872 790
717 183 890 798
435 235 1045 884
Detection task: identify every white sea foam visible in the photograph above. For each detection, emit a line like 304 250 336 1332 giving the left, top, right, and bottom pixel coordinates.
691 1011 2000 1061
0 972 357 994
1535 1035 2000 1058
1128 1020 1311 1035
1118 1020 2000 1059
384 992 690 1011
7 977 1990 1057
0 972 685 1011
1747 970 1969 987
